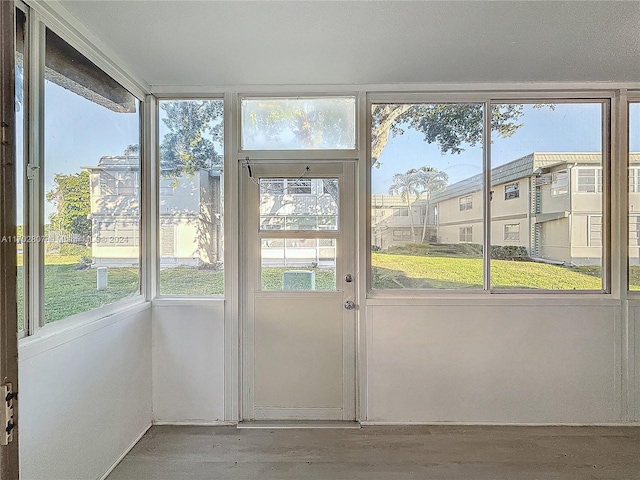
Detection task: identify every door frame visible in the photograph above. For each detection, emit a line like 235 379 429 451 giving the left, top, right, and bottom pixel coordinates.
239 160 357 421
0 0 20 477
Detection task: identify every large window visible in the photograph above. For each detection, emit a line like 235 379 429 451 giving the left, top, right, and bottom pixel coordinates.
241 97 356 150
7 13 145 334
158 99 224 296
41 28 142 325
370 100 607 292
491 102 605 291
630 102 640 290
370 102 484 290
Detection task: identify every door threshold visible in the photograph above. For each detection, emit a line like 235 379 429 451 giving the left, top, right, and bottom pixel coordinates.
238 420 361 429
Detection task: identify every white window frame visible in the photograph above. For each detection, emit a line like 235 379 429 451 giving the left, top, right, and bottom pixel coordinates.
459 226 473 242
504 223 520 241
17 3 147 339
367 93 611 295
551 170 569 196
577 167 603 193
459 195 473 211
504 182 519 200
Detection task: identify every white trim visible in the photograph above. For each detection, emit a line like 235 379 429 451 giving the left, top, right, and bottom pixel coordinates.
99 422 151 480
152 82 640 96
26 0 150 98
360 421 640 427
152 421 236 426
365 295 621 307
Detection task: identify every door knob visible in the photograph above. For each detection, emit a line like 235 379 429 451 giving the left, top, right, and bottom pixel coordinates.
344 300 356 310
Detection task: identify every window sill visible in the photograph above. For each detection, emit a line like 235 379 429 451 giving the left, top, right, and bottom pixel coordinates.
19 296 150 361
152 296 224 307
365 291 620 307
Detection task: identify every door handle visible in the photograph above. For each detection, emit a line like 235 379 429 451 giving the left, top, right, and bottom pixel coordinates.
344 300 356 310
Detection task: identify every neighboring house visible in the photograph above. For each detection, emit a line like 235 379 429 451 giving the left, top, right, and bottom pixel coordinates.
373 152 640 266
85 155 222 267
371 194 429 249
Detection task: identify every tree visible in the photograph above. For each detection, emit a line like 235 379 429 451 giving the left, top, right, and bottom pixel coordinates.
371 104 527 167
415 167 449 243
160 100 223 176
388 169 424 243
46 171 91 238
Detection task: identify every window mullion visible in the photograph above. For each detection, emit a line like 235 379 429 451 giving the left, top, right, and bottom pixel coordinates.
483 101 492 292
26 10 44 334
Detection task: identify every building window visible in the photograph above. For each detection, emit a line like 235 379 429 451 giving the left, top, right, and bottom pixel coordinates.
629 168 639 193
393 229 411 241
577 168 603 193
504 183 519 200
551 170 569 196
589 215 602 246
158 99 224 296
459 195 473 211
99 170 138 196
504 224 520 241
629 216 640 247
393 207 409 216
459 226 473 242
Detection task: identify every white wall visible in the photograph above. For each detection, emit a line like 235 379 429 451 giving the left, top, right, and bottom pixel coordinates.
365 302 627 424
18 305 152 480
152 302 225 423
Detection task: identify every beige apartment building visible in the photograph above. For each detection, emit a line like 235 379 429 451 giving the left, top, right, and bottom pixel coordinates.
373 152 640 266
86 155 222 267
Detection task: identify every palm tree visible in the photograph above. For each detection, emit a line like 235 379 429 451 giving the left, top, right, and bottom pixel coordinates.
415 167 449 243
388 169 423 243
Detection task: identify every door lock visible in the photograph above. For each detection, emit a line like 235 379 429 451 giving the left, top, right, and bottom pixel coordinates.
344 274 353 283
344 300 356 310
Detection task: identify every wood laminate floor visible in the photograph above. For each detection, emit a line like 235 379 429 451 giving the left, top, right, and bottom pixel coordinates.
107 425 640 479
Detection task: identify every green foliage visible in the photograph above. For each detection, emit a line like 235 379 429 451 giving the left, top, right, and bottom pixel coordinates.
160 100 223 176
46 171 91 237
244 98 354 149
59 243 91 257
490 245 530 261
371 104 536 166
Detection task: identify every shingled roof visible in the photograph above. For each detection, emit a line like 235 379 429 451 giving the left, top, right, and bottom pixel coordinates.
430 152 618 203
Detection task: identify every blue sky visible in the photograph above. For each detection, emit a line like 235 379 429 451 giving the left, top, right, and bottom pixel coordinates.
15 82 640 221
372 103 618 194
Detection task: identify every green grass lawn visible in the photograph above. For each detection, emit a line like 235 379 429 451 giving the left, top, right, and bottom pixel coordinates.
372 252 604 290
13 249 640 329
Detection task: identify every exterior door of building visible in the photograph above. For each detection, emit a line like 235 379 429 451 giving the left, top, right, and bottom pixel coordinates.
241 161 356 421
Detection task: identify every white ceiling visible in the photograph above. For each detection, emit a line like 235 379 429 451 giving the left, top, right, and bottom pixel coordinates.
58 0 640 88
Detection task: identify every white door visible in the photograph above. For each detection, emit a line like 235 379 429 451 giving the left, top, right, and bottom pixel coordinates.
241 161 356 421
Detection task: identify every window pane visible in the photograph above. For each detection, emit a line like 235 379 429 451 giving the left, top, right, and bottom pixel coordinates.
261 238 336 291
630 103 640 290
15 8 25 331
241 97 356 150
158 99 224 296
44 28 141 324
490 103 604 290
371 103 484 290
260 178 338 231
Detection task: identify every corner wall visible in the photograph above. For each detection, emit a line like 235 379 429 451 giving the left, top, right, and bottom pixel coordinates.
18 305 152 480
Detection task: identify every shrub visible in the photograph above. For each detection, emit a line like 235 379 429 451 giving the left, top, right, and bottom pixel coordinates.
60 243 91 257
490 245 530 261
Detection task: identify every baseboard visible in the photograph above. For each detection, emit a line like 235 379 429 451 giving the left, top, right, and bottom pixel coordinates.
152 420 237 426
360 421 640 427
99 422 152 480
